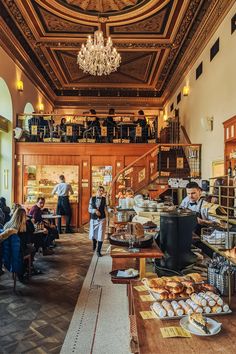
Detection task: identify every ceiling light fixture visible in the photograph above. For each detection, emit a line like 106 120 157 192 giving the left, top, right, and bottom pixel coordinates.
77 27 121 76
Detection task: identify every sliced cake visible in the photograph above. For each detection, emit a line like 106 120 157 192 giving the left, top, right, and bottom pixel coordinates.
188 313 210 334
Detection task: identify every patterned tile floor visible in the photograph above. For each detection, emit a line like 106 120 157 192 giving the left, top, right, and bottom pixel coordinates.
0 231 93 354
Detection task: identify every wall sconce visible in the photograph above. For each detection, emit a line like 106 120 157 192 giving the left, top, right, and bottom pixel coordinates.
38 102 44 111
116 161 121 168
17 80 24 92
183 86 189 96
163 114 168 121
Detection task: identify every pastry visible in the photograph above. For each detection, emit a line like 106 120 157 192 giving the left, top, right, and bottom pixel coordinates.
159 291 169 300
190 293 207 307
152 302 167 318
166 281 184 294
146 278 166 288
161 300 174 317
203 306 211 314
178 300 193 315
198 292 216 307
186 299 203 313
223 304 229 312
201 283 217 292
171 301 184 316
187 273 203 283
205 292 223 306
186 286 195 295
188 313 210 334
211 305 222 313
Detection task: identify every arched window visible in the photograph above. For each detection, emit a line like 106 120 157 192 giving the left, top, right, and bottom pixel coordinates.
0 77 13 121
0 77 13 204
23 102 34 131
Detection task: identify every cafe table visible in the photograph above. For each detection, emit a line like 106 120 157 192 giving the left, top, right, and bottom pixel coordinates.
110 243 163 282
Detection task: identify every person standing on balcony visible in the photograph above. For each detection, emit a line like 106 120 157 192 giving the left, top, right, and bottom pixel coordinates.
52 175 74 233
88 186 107 257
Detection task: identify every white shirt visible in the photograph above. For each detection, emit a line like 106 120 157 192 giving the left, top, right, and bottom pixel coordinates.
52 182 74 197
179 196 215 221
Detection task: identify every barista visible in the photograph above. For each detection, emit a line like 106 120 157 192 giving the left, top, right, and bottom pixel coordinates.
179 181 219 235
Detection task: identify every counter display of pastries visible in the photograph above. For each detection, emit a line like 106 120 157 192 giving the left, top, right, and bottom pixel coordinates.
151 291 231 319
142 273 216 300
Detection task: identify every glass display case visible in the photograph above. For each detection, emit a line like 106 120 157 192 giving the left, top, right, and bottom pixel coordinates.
92 166 112 195
23 165 79 204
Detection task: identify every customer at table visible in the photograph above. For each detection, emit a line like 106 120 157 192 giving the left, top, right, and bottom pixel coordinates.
179 181 219 235
29 197 58 243
88 186 107 257
52 175 74 233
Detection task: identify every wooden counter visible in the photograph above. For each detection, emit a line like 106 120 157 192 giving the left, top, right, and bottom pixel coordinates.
129 281 236 354
111 243 163 280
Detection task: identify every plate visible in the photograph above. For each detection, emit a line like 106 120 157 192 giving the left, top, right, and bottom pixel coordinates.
180 316 222 336
110 269 139 279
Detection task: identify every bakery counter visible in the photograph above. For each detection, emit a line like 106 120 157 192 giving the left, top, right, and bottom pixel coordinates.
129 281 236 354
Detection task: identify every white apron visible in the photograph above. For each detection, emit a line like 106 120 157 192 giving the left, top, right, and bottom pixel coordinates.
89 218 106 241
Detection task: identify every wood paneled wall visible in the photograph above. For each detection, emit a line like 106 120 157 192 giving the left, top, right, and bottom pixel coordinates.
15 143 156 227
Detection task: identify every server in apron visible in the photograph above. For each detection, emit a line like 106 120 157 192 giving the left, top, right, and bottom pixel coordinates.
52 175 74 233
88 186 107 257
179 182 218 235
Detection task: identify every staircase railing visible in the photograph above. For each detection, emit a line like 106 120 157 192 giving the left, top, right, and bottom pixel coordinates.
108 143 201 206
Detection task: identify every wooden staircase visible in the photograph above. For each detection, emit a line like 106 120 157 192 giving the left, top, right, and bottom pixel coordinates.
108 143 201 205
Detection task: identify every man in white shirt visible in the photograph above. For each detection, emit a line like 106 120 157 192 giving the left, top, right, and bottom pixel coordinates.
88 186 107 257
179 181 218 235
52 175 74 233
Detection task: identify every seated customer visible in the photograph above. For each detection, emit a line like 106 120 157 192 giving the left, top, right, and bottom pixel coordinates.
179 181 219 235
3 208 28 280
29 197 58 248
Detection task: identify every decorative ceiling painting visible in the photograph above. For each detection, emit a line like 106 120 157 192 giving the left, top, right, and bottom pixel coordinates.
0 0 233 107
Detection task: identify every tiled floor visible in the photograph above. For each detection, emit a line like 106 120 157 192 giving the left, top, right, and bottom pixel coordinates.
0 231 93 354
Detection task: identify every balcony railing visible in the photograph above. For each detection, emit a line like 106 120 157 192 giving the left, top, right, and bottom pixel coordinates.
15 113 158 143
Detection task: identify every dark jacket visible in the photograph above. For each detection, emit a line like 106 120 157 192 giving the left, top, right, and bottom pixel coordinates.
2 233 23 273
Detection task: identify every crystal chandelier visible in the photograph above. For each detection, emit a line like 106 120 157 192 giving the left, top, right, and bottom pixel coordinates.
77 30 121 76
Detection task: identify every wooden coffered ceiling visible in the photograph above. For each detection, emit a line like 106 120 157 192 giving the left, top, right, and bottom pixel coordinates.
0 0 234 108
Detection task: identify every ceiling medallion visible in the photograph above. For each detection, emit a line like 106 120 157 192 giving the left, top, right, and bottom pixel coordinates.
77 28 121 76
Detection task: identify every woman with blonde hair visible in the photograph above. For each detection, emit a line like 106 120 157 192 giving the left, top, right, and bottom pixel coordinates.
2 208 25 279
4 207 27 233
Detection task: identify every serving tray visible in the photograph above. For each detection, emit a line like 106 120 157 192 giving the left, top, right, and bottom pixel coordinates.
150 304 232 320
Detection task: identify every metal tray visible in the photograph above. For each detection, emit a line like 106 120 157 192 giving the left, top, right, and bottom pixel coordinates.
150 304 232 320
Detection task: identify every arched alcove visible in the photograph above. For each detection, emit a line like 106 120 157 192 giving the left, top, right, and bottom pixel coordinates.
0 77 13 121
0 77 13 204
23 102 34 130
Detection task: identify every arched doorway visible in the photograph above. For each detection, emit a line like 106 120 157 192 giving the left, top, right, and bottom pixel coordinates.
0 77 13 204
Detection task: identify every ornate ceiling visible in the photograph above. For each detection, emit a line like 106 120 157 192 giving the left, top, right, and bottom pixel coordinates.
0 0 234 108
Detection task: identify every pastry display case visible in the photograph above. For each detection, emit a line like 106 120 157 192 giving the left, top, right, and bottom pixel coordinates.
92 166 112 195
23 165 79 204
